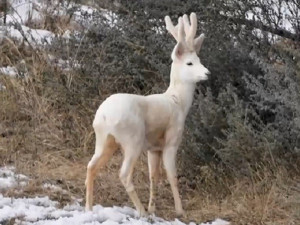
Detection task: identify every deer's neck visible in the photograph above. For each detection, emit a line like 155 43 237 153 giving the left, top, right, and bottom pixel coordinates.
165 64 196 117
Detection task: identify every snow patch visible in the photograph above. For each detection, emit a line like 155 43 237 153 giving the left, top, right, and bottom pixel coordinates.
5 0 41 24
0 167 29 190
0 194 229 225
42 183 68 195
0 83 6 90
0 167 230 225
47 55 81 71
0 66 18 77
2 24 54 45
201 219 230 225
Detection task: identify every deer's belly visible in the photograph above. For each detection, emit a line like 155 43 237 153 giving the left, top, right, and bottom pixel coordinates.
144 129 165 151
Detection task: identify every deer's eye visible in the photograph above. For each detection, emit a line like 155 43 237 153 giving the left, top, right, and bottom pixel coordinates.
187 62 193 66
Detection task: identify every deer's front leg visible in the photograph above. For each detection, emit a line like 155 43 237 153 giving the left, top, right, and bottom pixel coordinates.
147 151 162 214
163 128 185 217
163 147 184 216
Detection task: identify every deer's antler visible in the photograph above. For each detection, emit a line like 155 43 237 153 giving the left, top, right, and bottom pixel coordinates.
183 13 197 50
165 13 199 51
165 15 180 42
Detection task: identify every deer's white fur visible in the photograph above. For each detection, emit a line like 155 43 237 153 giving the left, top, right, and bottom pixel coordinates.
85 12 209 217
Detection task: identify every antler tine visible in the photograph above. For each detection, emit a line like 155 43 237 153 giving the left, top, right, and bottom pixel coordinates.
165 15 179 42
182 14 190 36
177 17 185 43
190 13 197 37
185 12 197 49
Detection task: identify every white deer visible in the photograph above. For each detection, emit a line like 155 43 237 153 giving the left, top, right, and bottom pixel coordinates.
85 12 210 217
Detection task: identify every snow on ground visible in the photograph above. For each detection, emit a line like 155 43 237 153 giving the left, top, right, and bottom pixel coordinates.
1 0 117 46
0 0 53 44
0 167 230 225
0 66 18 77
1 0 78 45
0 84 6 90
1 9 53 45
2 24 55 45
0 166 28 190
5 0 42 24
47 55 81 72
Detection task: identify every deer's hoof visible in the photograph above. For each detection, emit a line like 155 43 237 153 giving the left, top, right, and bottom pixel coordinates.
148 204 156 214
85 205 92 212
175 209 186 218
138 208 148 217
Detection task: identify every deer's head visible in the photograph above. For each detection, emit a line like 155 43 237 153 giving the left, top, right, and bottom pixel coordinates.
165 13 209 83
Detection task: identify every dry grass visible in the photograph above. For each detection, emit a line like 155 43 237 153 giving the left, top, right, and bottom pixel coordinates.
185 171 300 225
25 13 81 35
1 143 299 225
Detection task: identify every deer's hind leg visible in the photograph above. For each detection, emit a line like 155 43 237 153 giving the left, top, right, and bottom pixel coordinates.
85 133 118 211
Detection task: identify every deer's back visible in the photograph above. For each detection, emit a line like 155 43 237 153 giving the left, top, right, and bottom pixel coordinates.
93 93 176 150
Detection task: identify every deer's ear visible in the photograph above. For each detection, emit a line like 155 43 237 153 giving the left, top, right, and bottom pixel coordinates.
194 33 205 54
172 42 185 60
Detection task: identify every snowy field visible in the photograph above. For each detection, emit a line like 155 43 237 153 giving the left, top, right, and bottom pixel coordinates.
0 167 229 225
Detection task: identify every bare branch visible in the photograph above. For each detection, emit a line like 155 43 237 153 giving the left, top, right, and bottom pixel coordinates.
220 14 300 41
